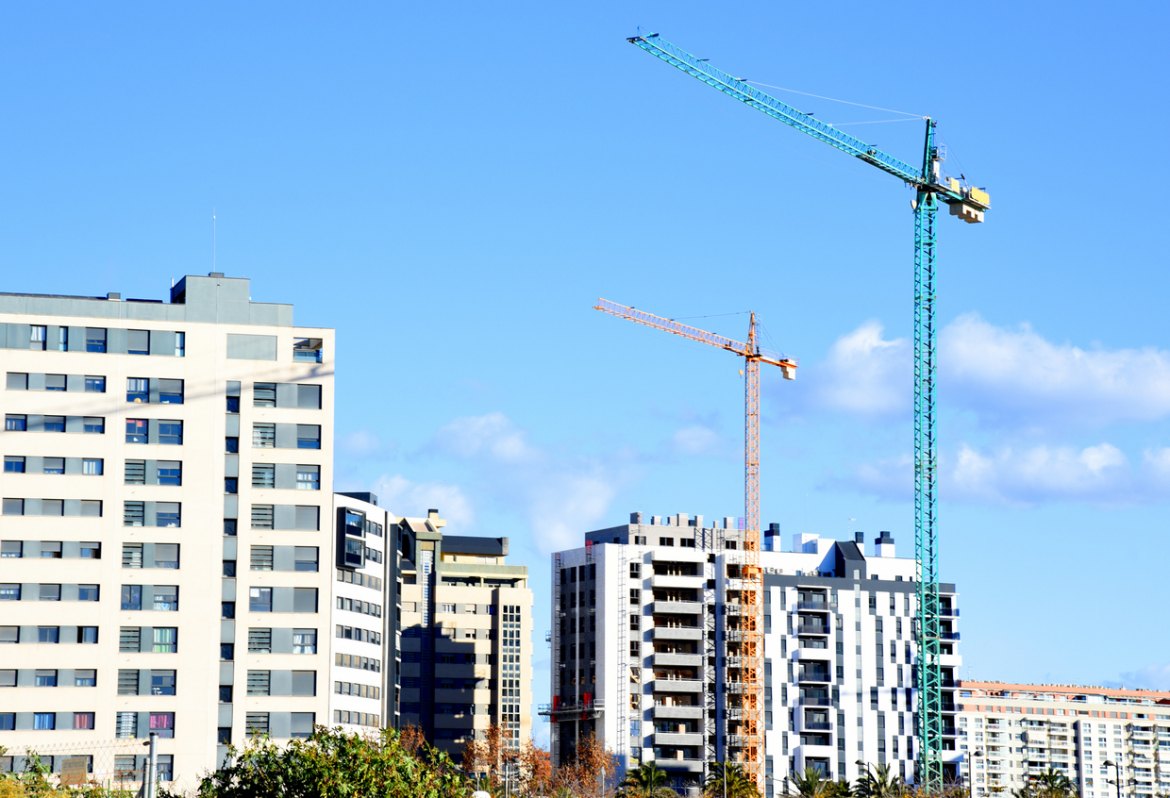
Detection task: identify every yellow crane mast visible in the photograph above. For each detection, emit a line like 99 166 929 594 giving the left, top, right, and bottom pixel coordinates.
594 298 796 785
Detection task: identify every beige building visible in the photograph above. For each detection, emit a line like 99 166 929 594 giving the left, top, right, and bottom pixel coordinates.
397 510 532 758
0 274 379 788
959 682 1170 798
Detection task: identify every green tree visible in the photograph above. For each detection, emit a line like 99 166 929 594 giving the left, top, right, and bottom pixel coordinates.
1012 769 1076 798
790 768 831 798
703 763 760 798
855 764 905 798
191 726 471 798
618 763 680 798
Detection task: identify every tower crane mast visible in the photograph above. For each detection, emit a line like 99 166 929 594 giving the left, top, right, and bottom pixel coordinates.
595 298 796 787
627 33 990 791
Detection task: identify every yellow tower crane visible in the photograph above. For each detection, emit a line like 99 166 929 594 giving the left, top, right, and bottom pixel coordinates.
594 298 796 784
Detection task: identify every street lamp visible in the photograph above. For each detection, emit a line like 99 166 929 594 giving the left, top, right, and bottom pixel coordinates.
968 750 984 798
1104 759 1121 798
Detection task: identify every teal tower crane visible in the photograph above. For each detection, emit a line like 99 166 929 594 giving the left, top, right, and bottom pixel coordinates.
627 33 989 791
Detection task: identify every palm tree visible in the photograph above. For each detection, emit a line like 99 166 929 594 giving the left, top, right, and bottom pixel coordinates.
791 767 831 798
855 763 906 798
704 762 762 798
1013 768 1076 798
619 762 681 798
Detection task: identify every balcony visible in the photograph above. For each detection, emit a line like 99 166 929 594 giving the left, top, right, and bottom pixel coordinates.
795 646 833 661
653 600 703 614
797 601 830 612
654 758 704 774
653 651 702 668
798 689 831 706
651 573 704 589
797 669 831 684
653 704 702 720
653 626 702 642
653 731 703 747
796 624 829 636
653 678 704 693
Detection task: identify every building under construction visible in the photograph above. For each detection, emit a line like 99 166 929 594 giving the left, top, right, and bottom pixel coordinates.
545 512 963 796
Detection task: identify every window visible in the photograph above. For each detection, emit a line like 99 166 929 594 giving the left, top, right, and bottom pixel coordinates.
293 337 323 363
158 462 181 486
37 626 60 643
43 458 65 475
157 755 174 782
0 541 20 558
57 328 68 352
1 584 22 600
291 672 315 697
115 711 136 738
82 458 103 476
128 329 150 356
156 502 181 527
293 588 317 613
126 418 147 444
39 541 62 559
225 477 238 494
225 436 239 453
124 460 146 485
249 587 273 612
174 332 185 357
297 384 321 409
5 497 27 515
250 546 274 571
44 373 66 391
219 686 232 703
246 670 270 696
0 668 14 684
248 628 272 653
295 505 319 530
0 714 14 731
4 415 26 432
222 559 236 577
33 712 56 730
73 712 95 730
293 628 317 654
245 712 269 736
252 423 276 448
3 457 24 474
294 546 319 572
85 328 106 353
84 375 105 393
30 325 46 350
6 372 28 390
153 586 179 611
124 501 145 527
221 643 235 661
35 669 58 687
251 504 274 529
158 420 183 445
80 499 101 517
74 670 96 687
251 463 275 488
296 465 320 491
77 626 98 644
119 627 141 652
296 424 322 450
126 377 149 403
152 627 178 653
253 383 277 407
158 379 183 404
226 396 240 414
83 416 104 433
155 544 179 569
42 499 63 516
150 670 176 696
221 601 235 619
121 584 143 610
149 712 174 738
78 584 99 601
122 543 143 568
43 415 65 433
80 541 101 559
223 519 238 536
40 584 61 601
118 669 139 696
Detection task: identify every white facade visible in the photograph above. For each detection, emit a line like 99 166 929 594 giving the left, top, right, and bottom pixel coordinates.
959 682 1170 798
549 512 962 797
0 275 360 788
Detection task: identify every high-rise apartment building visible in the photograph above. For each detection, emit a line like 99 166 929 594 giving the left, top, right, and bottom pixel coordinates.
397 510 533 759
0 274 376 787
959 682 1170 798
548 512 962 796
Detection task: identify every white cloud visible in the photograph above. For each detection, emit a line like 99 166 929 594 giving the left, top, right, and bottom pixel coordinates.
527 470 617 554
949 442 1128 503
373 474 474 528
672 424 720 456
816 320 909 416
338 429 386 458
941 314 1170 425
434 412 539 464
1117 663 1170 691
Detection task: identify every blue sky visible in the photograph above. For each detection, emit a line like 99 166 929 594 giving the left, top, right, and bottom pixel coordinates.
3 1 1169 736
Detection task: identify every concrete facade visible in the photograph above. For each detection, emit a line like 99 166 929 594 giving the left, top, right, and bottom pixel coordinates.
959 682 1170 798
549 512 962 797
397 511 533 760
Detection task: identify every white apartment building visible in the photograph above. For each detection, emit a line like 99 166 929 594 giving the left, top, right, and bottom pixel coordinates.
397 510 533 760
548 512 962 797
0 274 379 788
959 682 1170 798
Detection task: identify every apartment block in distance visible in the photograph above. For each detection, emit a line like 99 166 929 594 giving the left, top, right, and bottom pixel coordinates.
0 274 377 788
959 682 1170 798
397 510 533 759
548 512 962 797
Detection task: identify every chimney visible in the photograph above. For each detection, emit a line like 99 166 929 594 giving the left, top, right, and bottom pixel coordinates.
630 512 643 524
875 530 895 558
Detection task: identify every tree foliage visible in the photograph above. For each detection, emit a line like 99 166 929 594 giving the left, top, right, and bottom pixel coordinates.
617 763 679 798
855 764 906 798
191 726 470 798
703 762 761 798
1011 769 1077 798
550 734 620 797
